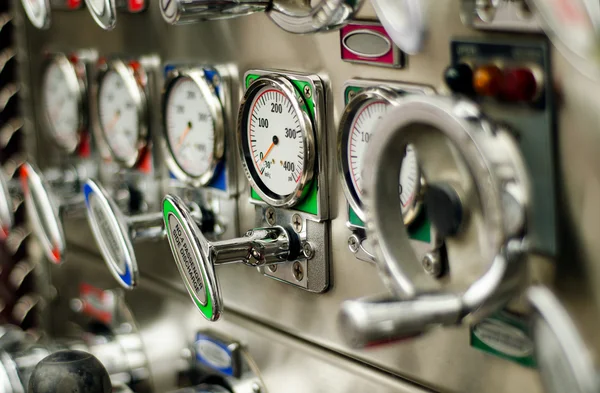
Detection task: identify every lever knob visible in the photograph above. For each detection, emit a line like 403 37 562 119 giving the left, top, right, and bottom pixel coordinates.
160 0 270 25
28 350 111 393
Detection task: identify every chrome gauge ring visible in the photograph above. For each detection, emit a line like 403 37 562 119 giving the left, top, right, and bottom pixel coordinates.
97 60 148 169
363 95 530 301
41 54 86 154
162 69 225 187
338 87 422 225
269 0 362 34
20 0 51 29
238 74 316 208
84 0 117 30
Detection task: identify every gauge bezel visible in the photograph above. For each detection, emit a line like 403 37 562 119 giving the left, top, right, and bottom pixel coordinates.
238 74 316 208
20 0 51 30
97 59 149 169
338 87 422 225
84 0 117 30
162 69 225 187
40 54 86 154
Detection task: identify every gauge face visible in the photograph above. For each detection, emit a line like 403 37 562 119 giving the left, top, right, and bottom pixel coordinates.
21 0 50 29
341 96 421 224
165 76 217 179
247 88 305 198
98 68 142 165
41 59 82 152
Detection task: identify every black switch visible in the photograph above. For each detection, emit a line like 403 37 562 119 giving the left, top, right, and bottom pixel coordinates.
444 63 475 95
424 183 463 238
28 350 112 393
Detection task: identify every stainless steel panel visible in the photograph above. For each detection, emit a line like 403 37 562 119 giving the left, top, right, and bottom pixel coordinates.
13 0 600 392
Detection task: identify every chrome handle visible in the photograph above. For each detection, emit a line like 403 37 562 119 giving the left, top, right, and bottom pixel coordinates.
19 163 67 265
339 294 463 348
160 0 270 25
163 194 299 321
338 96 531 348
269 0 362 33
84 179 205 289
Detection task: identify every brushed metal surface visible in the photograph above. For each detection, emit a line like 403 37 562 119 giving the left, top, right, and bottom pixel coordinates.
14 0 600 392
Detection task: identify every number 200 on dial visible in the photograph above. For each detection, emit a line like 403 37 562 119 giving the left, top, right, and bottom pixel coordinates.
240 76 316 207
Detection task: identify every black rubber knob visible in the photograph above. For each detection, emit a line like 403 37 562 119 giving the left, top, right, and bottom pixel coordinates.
28 350 111 393
424 183 463 238
444 63 475 95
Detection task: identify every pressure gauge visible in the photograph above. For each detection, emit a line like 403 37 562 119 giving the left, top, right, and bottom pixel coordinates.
20 0 51 29
163 70 225 186
41 55 85 154
84 0 117 30
97 60 148 168
238 75 315 208
338 87 422 225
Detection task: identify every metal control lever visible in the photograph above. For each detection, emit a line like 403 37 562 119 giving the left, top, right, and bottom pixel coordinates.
162 194 300 321
84 179 206 289
0 167 20 240
161 0 361 34
19 162 92 264
338 96 531 347
28 350 111 393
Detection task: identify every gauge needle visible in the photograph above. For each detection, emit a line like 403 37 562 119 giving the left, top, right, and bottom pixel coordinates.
260 142 276 164
106 111 121 134
177 124 192 150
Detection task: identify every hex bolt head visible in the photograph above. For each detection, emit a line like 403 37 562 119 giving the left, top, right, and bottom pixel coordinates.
291 213 303 233
212 73 221 86
292 261 304 281
268 264 278 273
348 235 360 253
265 207 276 226
348 89 357 100
421 251 443 277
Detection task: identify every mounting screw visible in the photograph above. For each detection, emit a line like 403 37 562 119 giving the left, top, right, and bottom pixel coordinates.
302 242 315 259
268 264 278 273
421 251 443 277
212 73 221 86
251 383 261 393
265 207 276 226
348 235 360 253
69 298 83 313
348 89 357 100
291 213 303 233
292 262 304 281
303 85 312 98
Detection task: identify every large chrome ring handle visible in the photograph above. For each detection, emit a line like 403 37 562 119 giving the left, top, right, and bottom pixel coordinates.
163 195 298 322
339 95 531 345
19 163 66 265
84 179 139 289
0 170 14 240
528 286 599 393
269 0 363 34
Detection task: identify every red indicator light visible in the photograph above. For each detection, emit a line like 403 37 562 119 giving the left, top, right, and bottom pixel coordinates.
78 132 91 158
473 65 503 97
127 0 145 13
501 68 539 102
67 0 82 9
137 148 152 174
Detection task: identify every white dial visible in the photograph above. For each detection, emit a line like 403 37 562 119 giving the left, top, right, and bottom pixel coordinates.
41 59 82 152
21 0 50 29
246 88 305 197
344 97 421 224
165 77 216 178
98 69 142 164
